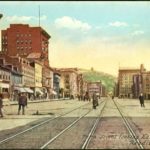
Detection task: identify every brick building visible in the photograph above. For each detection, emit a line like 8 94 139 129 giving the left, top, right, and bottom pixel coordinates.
1 24 51 67
87 81 102 98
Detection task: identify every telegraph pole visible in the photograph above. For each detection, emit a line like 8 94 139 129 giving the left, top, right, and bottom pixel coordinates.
39 5 40 27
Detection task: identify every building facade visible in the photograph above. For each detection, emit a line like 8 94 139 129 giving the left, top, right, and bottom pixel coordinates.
118 68 140 98
1 24 51 67
141 71 150 99
0 65 11 100
87 81 102 98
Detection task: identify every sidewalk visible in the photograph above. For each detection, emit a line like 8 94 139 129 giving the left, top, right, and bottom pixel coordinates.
3 98 75 106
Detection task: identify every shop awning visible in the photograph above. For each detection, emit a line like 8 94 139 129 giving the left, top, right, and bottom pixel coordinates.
14 87 26 93
24 88 34 93
52 91 57 95
0 83 9 88
36 88 44 95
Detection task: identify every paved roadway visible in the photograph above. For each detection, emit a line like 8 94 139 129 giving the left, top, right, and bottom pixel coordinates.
0 97 150 149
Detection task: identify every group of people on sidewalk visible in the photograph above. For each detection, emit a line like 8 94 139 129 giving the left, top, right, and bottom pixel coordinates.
0 93 28 118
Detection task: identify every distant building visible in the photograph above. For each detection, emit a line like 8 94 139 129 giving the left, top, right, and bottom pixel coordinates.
114 82 119 97
141 71 150 99
133 74 142 98
77 73 84 97
54 68 78 99
87 81 102 98
0 53 35 100
101 84 107 97
53 72 61 99
30 60 43 99
118 64 146 99
118 68 140 98
0 64 11 100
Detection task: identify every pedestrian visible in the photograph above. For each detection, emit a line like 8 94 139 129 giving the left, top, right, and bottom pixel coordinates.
18 93 28 115
0 93 4 118
92 92 98 109
139 93 145 107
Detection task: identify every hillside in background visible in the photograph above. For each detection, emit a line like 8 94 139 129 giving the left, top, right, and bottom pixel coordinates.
78 68 117 93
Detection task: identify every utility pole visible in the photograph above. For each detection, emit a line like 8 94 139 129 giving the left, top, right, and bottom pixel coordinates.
39 5 40 27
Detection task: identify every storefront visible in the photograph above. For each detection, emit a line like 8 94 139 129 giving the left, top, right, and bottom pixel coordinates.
0 82 10 99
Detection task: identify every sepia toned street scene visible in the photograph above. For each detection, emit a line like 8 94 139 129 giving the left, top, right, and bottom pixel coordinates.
0 1 150 149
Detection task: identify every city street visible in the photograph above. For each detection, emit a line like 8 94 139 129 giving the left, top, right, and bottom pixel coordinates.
0 98 150 149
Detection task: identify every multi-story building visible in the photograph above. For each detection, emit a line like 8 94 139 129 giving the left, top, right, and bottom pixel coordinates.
42 66 53 99
54 68 78 99
1 24 51 67
0 53 34 99
141 71 150 99
0 64 11 100
118 64 146 99
118 68 140 98
83 81 88 96
77 73 84 97
87 81 102 98
30 60 43 99
113 82 119 97
101 84 107 97
133 74 142 98
53 72 61 99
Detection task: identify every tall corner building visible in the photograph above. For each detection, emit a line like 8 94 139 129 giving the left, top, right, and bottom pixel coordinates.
1 24 51 67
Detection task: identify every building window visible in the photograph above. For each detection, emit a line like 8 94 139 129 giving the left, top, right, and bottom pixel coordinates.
21 47 23 50
29 34 31 37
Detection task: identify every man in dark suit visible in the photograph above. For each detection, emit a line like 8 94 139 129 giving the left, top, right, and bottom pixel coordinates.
139 93 145 107
18 93 28 115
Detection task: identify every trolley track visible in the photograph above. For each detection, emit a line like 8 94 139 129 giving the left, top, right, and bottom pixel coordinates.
83 98 144 149
0 101 91 148
0 98 145 149
40 100 106 149
113 99 144 149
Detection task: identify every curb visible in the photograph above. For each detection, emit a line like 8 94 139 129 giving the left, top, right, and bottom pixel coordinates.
3 98 75 106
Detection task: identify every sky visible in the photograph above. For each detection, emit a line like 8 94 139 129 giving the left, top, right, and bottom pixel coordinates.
0 1 150 76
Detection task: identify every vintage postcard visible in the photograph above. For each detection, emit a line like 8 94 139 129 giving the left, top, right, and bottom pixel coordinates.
0 1 150 149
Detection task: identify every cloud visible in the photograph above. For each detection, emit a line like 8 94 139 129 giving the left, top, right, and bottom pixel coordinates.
54 16 91 31
5 15 47 22
131 30 144 36
109 21 128 27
